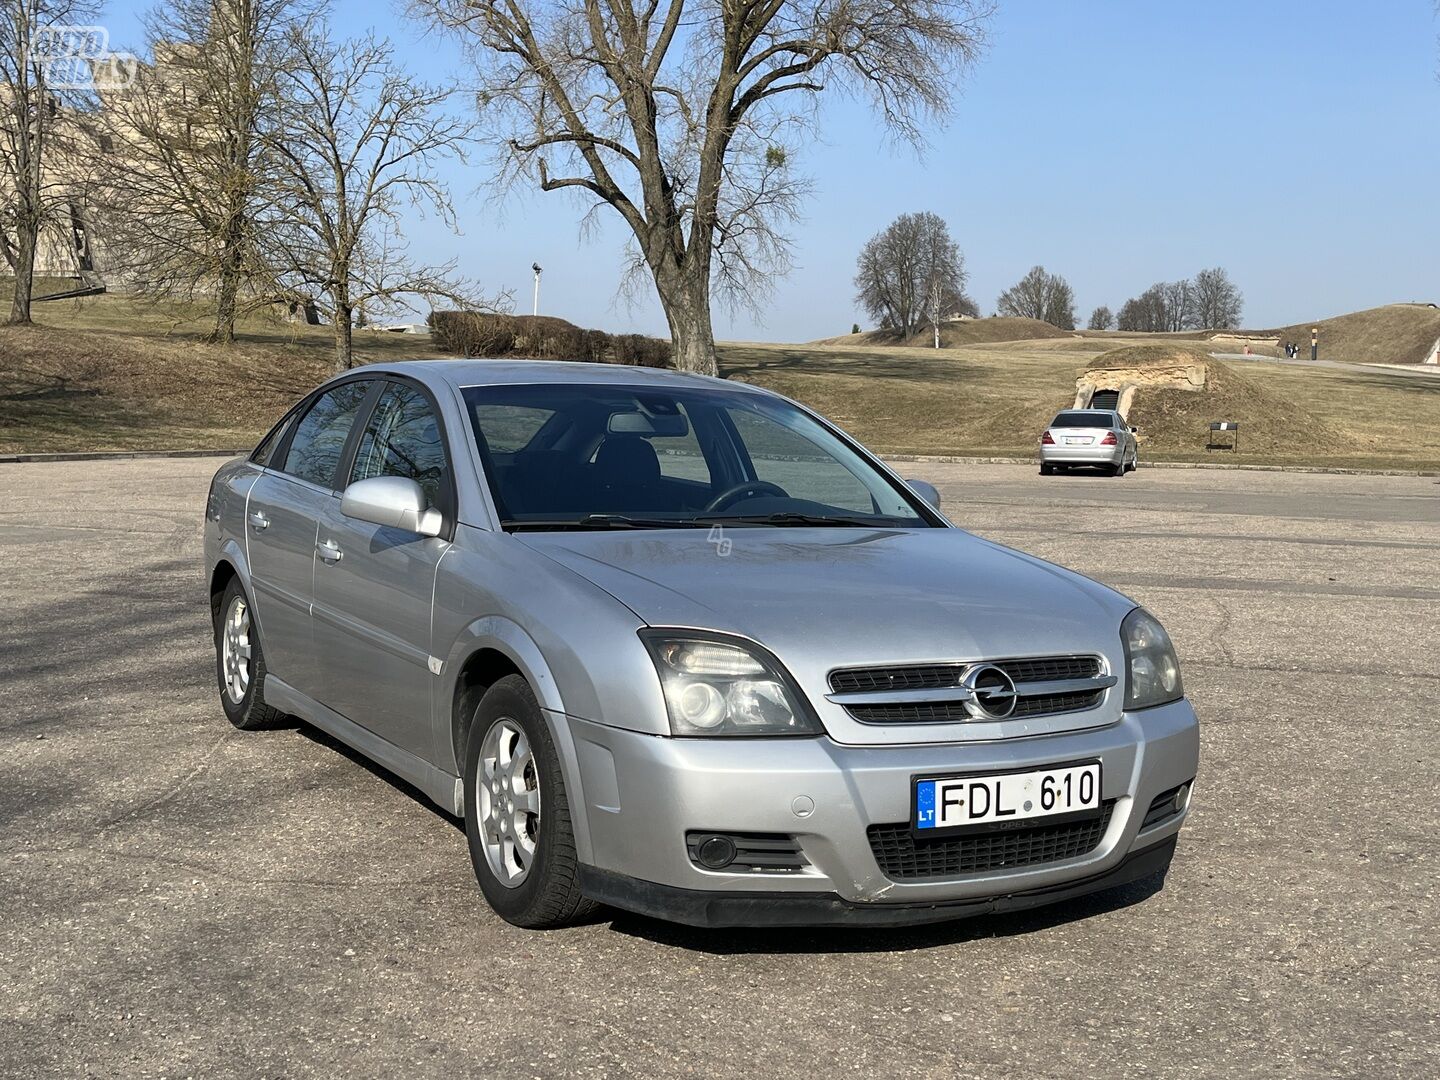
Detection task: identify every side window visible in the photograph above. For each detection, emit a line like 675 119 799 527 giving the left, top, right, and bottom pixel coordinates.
280 381 373 489
251 411 294 467
350 383 450 508
726 406 876 513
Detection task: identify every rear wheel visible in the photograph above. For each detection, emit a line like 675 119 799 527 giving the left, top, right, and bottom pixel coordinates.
1039 463 1054 476
463 675 598 928
1110 460 1126 477
214 578 285 731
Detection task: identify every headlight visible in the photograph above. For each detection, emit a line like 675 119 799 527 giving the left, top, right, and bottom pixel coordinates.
640 631 823 737
1121 607 1184 710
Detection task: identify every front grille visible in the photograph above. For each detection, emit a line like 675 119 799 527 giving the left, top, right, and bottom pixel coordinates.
867 802 1114 881
1012 690 1104 718
830 655 1106 725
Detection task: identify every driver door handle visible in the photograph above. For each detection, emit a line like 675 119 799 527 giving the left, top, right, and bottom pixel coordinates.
316 539 343 564
247 511 269 531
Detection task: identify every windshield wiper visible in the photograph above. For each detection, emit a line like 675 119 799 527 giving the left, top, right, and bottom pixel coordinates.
504 514 707 531
697 512 907 528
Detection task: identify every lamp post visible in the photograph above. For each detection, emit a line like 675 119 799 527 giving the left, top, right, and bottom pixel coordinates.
1310 326 1318 362
532 263 542 317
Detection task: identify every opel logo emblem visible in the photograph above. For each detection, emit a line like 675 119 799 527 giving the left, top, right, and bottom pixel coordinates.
961 664 1018 719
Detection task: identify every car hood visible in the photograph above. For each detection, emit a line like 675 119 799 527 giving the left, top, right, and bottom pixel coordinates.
517 526 1134 665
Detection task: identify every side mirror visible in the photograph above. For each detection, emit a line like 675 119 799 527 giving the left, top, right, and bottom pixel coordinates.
1129 426 1139 435
341 476 443 537
905 478 941 510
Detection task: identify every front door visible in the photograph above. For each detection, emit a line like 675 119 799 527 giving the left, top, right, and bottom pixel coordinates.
311 381 453 761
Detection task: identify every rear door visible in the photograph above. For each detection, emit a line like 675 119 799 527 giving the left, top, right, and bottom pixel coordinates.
311 379 454 761
244 378 378 701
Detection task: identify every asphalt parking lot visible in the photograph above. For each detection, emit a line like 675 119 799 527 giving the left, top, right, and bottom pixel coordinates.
1 458 1435 1078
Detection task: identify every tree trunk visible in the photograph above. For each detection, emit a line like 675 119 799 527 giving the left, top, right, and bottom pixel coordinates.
656 272 718 376
334 302 354 370
6 222 36 325
211 266 239 343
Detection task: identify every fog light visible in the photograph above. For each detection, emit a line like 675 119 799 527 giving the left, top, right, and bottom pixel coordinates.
696 835 737 870
1174 783 1190 813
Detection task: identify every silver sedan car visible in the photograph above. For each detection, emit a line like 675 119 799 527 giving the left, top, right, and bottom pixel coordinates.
205 361 1197 929
1040 409 1139 476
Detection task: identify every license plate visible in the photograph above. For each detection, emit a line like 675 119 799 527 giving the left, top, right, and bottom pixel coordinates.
913 763 1101 833
1064 436 1090 445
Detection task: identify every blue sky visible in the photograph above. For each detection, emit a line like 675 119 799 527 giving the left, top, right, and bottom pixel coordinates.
99 0 1440 340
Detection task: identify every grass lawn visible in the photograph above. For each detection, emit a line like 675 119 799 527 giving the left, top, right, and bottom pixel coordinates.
3 283 1437 470
0 283 437 453
719 340 1440 472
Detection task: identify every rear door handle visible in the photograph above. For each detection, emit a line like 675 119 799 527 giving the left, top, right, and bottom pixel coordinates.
316 539 343 564
247 511 269 531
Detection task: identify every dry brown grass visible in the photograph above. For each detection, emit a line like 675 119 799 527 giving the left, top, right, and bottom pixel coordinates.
0 284 439 453
4 283 1437 469
1266 304 1440 366
816 316 1073 348
720 339 1440 470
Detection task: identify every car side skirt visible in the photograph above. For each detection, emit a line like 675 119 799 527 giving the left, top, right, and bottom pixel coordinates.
577 835 1177 929
265 675 463 815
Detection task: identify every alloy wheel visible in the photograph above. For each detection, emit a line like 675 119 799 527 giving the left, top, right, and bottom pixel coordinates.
477 718 541 886
221 594 253 704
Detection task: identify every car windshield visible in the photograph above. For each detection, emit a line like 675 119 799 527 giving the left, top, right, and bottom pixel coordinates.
462 383 932 529
1050 412 1113 428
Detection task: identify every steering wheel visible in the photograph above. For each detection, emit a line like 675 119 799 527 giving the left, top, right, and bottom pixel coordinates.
703 479 789 513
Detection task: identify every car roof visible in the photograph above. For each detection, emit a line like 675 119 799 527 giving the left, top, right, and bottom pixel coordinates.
344 358 761 396
1052 409 1120 419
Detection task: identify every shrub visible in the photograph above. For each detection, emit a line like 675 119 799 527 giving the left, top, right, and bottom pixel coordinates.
851 323 861 334
612 333 672 367
429 311 672 367
428 311 515 356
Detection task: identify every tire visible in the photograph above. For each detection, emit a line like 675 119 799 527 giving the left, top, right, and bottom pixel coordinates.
1039 464 1054 476
463 675 598 929
214 578 285 731
1110 461 1125 477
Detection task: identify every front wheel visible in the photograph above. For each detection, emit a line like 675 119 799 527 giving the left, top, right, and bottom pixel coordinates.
463 675 598 928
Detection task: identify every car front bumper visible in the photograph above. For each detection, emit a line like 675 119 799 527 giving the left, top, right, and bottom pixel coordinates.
568 697 1199 926
1040 443 1125 466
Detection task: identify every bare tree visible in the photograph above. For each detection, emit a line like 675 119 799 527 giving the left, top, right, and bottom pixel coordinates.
854 210 967 340
996 265 1075 329
1191 266 1243 329
412 1 992 375
1087 305 1113 331
264 27 496 369
1117 282 1183 332
93 0 308 342
1160 278 1194 332
0 0 100 324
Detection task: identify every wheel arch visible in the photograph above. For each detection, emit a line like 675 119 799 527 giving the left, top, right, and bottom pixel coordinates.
443 618 593 863
208 541 254 629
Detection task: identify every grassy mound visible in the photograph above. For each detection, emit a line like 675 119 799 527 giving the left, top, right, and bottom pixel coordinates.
1088 345 1352 457
1266 304 1440 366
0 324 337 453
816 317 1072 348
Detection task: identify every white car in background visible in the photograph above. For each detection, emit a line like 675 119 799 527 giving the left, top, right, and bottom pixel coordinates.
1040 410 1138 476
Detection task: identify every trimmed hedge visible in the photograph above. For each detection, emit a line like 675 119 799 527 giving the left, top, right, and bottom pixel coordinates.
428 312 672 367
